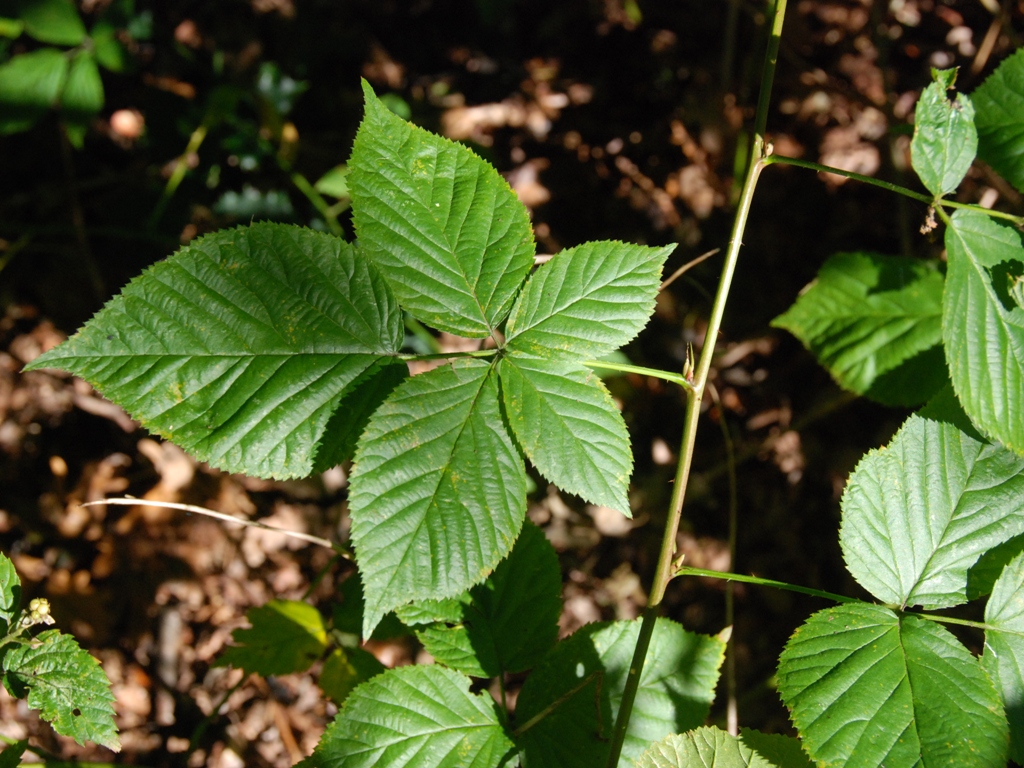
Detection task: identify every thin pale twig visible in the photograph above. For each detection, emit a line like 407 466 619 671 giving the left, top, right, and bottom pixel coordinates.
659 248 721 291
82 497 342 553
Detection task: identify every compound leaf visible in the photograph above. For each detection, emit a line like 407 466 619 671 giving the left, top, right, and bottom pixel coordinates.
911 68 977 197
26 224 403 479
778 603 1007 767
771 252 946 406
500 355 632 515
0 48 68 134
0 553 20 633
348 358 526 637
398 520 560 678
840 413 1024 609
983 551 1024 764
505 240 674 360
309 665 514 768
944 209 1024 453
216 599 327 676
972 48 1024 193
2 630 119 751
515 618 725 768
634 728 780 768
349 80 534 337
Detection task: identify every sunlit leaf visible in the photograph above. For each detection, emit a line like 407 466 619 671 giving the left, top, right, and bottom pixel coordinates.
944 209 1024 453
348 358 526 636
973 48 1024 194
911 68 977 197
26 224 403 479
349 80 534 337
634 728 780 768
983 551 1024 764
2 630 119 751
778 603 1007 767
771 252 946 406
840 413 1024 609
500 356 632 514
0 553 20 634
309 665 514 768
216 600 327 676
515 618 725 768
505 240 673 360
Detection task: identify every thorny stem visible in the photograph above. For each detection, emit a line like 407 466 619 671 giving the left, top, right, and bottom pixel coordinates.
766 155 1024 226
604 2 787 765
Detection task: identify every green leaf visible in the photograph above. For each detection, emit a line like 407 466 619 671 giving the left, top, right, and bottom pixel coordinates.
778 603 1007 767
983 551 1024 765
911 68 977 197
216 599 327 676
308 665 514 768
633 728 779 768
505 241 674 360
917 380 986 443
0 48 68 134
840 413 1024 609
771 252 946 406
2 630 119 751
348 358 526 637
16 0 86 45
90 21 130 73
61 49 103 145
0 18 25 38
312 360 407 472
314 165 350 199
737 730 814 768
0 740 27 768
944 209 1024 453
0 553 20 634
318 647 384 706
515 618 725 768
349 80 534 337
972 49 1024 193
398 520 560 678
26 224 403 479
500 356 632 514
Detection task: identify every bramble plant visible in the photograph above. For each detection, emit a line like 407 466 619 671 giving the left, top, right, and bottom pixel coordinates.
0 553 119 763
21 0 1024 764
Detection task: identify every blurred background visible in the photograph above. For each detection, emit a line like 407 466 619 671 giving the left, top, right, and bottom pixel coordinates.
1 0 1021 764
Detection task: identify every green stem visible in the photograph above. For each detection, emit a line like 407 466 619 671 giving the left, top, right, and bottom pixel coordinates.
766 155 1024 226
289 170 344 236
149 122 209 228
581 360 695 391
396 349 496 362
915 611 1024 637
674 566 857 604
603 3 787 765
